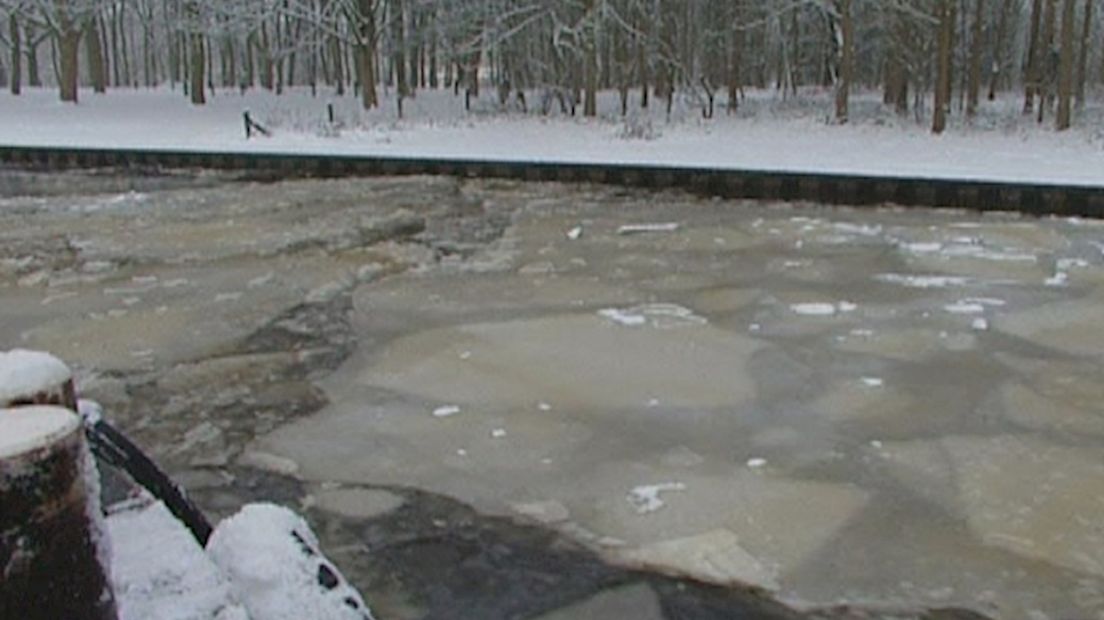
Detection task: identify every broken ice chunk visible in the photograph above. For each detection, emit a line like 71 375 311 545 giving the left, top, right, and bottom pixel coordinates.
944 301 985 314
875 274 970 289
598 304 707 328
432 405 461 418
598 308 648 327
627 482 687 514
790 303 837 316
617 223 680 235
1044 272 1068 287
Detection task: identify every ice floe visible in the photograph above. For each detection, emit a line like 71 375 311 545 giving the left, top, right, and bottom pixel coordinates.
627 483 687 514
875 274 971 288
598 303 708 329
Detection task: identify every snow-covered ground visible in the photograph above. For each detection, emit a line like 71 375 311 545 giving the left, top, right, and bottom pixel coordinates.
2 86 1104 187
108 498 372 620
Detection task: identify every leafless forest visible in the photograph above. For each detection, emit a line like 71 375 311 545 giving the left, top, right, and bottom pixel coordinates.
1 0 1101 132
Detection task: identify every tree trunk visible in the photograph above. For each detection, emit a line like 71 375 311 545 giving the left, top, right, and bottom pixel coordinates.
259 23 273 90
57 21 81 103
834 0 853 124
1024 0 1043 113
1074 0 1092 108
639 8 650 109
583 0 598 117
1055 0 1075 129
9 14 21 95
86 17 107 94
727 2 742 113
966 0 985 116
109 9 120 86
428 16 438 88
190 30 205 104
933 0 955 134
331 34 344 95
408 9 419 91
393 0 407 98
356 0 377 109
1037 0 1057 123
988 0 1012 100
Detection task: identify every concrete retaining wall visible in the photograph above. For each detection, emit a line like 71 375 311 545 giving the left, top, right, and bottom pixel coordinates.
2 145 1102 217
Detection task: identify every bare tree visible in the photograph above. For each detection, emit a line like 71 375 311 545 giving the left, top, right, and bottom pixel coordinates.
933 0 955 134
834 0 852 123
1054 0 1074 129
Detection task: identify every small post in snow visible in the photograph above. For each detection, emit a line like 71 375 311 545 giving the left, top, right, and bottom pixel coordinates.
243 111 271 139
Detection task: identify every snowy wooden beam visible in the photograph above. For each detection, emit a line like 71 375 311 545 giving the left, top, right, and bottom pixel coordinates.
0 406 118 620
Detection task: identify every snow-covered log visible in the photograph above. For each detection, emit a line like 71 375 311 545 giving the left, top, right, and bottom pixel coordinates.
207 503 374 620
0 406 118 620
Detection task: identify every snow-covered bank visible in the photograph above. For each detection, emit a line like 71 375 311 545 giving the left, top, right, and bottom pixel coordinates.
2 87 1103 187
108 499 373 620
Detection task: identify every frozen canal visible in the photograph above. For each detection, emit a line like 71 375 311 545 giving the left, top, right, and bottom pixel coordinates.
3 171 1103 619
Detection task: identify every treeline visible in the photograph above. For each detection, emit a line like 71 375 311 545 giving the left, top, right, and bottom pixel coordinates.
0 1 1100 132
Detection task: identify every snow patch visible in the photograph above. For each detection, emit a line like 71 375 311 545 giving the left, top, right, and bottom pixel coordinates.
432 405 461 418
899 241 943 254
833 222 882 237
627 483 687 514
0 406 80 459
109 500 247 620
944 302 986 315
1045 272 1069 287
1057 258 1090 270
794 302 834 315
0 349 72 404
941 246 1038 262
617 223 680 235
206 503 373 620
875 274 971 289
598 303 707 328
78 399 105 425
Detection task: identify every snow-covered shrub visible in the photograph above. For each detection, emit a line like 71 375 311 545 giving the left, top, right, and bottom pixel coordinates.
618 113 660 141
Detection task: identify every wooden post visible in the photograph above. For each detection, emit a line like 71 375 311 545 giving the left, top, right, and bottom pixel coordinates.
0 349 78 411
1 350 116 619
0 406 118 620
